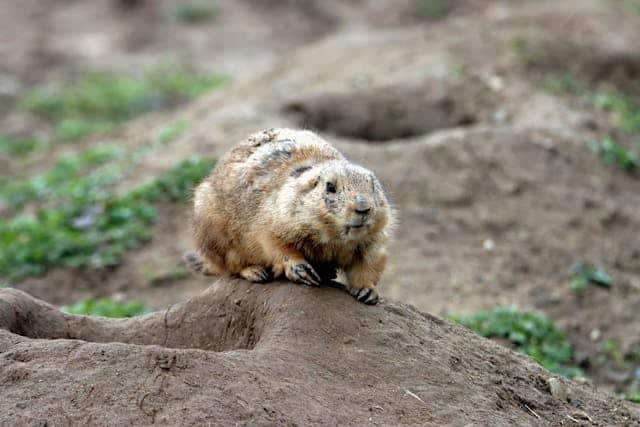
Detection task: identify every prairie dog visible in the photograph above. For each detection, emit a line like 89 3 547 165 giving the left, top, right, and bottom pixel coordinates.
189 128 393 304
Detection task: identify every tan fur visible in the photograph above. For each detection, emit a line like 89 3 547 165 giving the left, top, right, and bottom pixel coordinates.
191 128 394 304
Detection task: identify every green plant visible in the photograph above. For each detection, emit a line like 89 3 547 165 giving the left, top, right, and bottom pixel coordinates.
589 136 639 172
0 145 125 211
175 3 216 23
157 120 188 144
0 135 41 157
21 67 228 143
145 66 229 99
417 0 450 19
449 306 583 378
541 73 585 96
448 63 465 80
0 156 214 281
144 264 191 284
144 156 214 201
61 297 150 318
625 392 640 404
613 0 640 14
511 36 545 66
593 92 640 134
569 261 612 292
601 338 626 368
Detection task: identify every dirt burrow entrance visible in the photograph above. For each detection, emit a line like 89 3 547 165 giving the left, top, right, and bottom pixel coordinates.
1 281 638 425
283 78 499 142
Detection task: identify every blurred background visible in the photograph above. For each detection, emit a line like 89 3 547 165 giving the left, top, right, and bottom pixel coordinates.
1 0 639 404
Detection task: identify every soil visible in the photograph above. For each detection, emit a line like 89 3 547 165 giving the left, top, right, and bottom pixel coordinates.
1 282 639 425
2 0 640 422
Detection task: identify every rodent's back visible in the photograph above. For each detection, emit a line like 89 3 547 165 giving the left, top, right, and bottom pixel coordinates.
202 129 344 214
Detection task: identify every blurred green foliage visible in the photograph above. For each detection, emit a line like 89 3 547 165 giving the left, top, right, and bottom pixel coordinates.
614 0 640 14
156 120 189 144
542 74 640 136
1 145 125 210
450 306 583 378
541 74 585 96
21 67 228 142
511 36 545 66
175 3 217 23
141 156 213 201
61 297 150 318
0 156 214 281
416 0 450 19
541 73 640 172
589 136 638 172
569 261 612 292
0 135 41 157
593 92 640 134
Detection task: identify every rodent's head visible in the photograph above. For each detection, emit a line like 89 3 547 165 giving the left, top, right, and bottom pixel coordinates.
284 160 390 243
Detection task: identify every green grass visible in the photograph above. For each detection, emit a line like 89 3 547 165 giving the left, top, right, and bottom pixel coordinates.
542 74 586 96
569 261 613 292
589 136 639 172
612 0 640 14
175 3 217 23
0 135 41 157
417 0 450 19
511 36 545 66
626 392 640 404
542 75 640 135
450 306 583 378
143 263 191 284
593 92 640 134
21 67 228 142
0 156 214 281
61 297 150 318
0 145 125 210
540 74 640 172
156 120 189 144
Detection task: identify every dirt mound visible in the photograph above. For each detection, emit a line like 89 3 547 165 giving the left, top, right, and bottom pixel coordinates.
0 282 637 425
283 79 494 142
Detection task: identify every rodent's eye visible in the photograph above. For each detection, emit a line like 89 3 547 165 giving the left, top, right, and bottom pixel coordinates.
326 182 337 193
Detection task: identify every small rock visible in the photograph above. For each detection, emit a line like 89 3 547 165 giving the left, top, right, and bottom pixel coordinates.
547 377 569 402
482 239 495 251
573 376 589 385
486 75 505 92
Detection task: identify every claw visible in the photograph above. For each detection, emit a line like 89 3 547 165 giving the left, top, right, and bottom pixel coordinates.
256 269 270 283
357 288 371 301
287 262 321 286
348 286 379 305
240 266 271 283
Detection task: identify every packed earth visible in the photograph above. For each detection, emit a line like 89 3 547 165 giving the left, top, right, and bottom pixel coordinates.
1 0 640 424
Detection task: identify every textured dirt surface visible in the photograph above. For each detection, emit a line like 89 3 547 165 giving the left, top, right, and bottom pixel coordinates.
2 0 640 414
1 282 638 426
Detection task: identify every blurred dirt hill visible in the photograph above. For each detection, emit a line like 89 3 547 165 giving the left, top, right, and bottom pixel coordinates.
1 282 638 425
2 0 640 423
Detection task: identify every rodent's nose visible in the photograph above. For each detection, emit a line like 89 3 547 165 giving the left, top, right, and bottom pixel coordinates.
354 195 371 215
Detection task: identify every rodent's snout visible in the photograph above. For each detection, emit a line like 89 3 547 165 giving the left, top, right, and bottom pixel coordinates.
353 195 372 216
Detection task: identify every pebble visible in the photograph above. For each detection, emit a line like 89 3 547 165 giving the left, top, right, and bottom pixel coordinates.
547 377 569 402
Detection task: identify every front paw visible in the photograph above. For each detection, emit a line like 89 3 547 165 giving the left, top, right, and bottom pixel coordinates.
348 285 379 305
240 265 271 283
285 261 321 286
